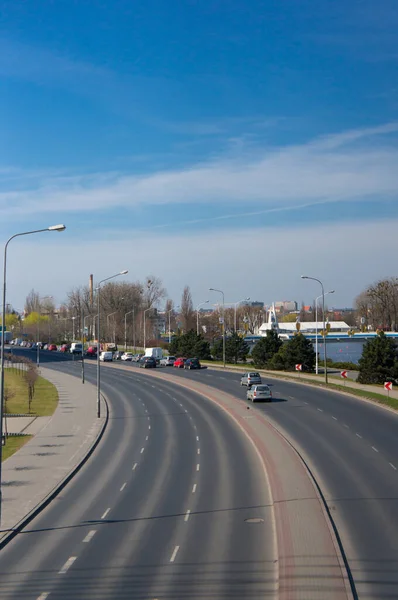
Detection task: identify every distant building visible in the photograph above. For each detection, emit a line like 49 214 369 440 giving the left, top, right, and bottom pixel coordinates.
268 300 298 314
242 301 264 308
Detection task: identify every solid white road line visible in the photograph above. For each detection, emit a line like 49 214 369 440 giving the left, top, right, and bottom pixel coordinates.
196 464 200 471
192 484 197 493
184 509 191 522
36 594 50 600
83 530 96 543
356 433 363 438
132 463 138 470
101 508 110 519
120 482 127 491
372 446 379 453
389 462 397 470
197 448 200 454
170 546 180 562
59 556 77 574
140 447 145 453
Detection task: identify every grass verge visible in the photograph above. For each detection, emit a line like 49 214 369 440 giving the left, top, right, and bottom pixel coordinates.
4 368 58 416
2 435 32 461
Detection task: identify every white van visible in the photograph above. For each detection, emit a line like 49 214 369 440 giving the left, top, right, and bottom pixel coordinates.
70 342 83 354
144 347 163 360
100 351 113 362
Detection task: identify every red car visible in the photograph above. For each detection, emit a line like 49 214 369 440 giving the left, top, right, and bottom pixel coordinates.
60 344 69 353
173 357 186 368
86 346 98 356
48 344 57 351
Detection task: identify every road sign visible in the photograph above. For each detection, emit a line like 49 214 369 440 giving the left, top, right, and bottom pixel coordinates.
295 364 302 371
384 381 393 392
341 370 348 379
219 317 224 324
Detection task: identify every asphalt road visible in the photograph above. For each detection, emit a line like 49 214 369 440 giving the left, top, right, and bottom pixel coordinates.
0 350 277 599
4 347 398 598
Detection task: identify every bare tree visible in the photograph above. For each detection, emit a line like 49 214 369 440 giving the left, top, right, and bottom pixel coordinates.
25 365 39 413
355 278 398 331
181 286 195 332
24 289 40 314
241 305 265 334
143 276 167 308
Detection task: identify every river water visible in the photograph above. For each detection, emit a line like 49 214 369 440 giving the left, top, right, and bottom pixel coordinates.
316 340 366 364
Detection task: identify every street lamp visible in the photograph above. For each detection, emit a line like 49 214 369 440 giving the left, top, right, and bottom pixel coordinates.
209 288 225 368
314 290 335 375
301 275 331 383
96 271 128 418
0 224 66 524
233 297 250 332
196 301 209 335
37 295 53 368
143 307 152 350
166 305 179 344
106 311 117 345
124 309 134 352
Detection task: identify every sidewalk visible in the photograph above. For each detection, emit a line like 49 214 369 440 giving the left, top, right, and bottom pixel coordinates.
0 367 107 543
202 362 398 401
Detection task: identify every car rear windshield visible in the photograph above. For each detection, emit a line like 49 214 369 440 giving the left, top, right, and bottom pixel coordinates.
256 386 270 392
249 373 260 377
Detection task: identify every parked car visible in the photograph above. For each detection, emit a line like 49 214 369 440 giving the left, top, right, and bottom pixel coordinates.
132 353 143 363
113 351 123 360
100 351 113 362
121 352 134 361
160 356 176 367
240 372 262 386
246 384 272 402
173 357 186 368
48 344 57 351
60 344 70 353
139 356 156 368
70 342 83 354
184 358 201 370
86 346 98 356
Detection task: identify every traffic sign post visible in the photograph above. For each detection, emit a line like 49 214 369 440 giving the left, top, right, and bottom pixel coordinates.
341 370 348 386
384 381 393 398
295 364 302 378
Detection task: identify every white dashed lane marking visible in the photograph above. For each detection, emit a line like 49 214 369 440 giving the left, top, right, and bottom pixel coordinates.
196 436 199 441
146 435 149 440
184 509 191 522
170 546 180 562
197 448 200 455
389 463 397 470
83 530 96 543
140 447 145 454
196 464 200 471
36 594 50 600
101 508 110 520
332 416 338 421
372 446 379 453
317 408 323 412
356 433 363 439
132 463 138 470
59 556 77 574
120 482 127 491
192 484 197 493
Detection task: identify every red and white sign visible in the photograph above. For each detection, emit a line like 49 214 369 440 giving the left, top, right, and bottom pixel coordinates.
295 364 302 371
341 370 348 379
384 381 393 392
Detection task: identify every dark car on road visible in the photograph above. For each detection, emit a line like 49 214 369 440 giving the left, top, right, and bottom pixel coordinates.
113 351 123 361
139 356 156 369
184 358 201 370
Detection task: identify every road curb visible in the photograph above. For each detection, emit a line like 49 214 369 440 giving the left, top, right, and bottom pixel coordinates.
0 393 109 550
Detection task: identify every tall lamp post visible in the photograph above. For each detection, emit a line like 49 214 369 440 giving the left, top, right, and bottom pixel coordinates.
196 301 209 335
124 309 134 352
37 295 53 368
301 275 331 383
167 305 179 344
209 288 225 368
96 271 128 418
143 307 152 350
106 312 117 345
233 297 250 332
0 223 66 524
314 290 335 375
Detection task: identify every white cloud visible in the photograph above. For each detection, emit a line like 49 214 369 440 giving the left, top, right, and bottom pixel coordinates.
1 122 397 218
6 219 398 310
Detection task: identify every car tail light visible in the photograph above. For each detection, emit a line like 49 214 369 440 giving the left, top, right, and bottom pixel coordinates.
253 391 256 397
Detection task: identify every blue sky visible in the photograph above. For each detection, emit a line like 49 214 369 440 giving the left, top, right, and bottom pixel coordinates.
1 0 398 309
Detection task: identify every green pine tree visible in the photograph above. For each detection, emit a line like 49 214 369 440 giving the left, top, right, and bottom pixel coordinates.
269 333 315 371
169 330 211 359
358 332 398 384
252 330 283 367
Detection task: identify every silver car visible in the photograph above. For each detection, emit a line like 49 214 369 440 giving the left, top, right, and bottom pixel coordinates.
160 356 176 366
247 384 272 402
240 372 262 386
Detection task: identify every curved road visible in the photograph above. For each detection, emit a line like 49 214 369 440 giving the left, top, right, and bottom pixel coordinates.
2 349 398 598
0 353 277 599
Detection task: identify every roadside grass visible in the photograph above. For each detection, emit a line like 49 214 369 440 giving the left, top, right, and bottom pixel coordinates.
2 435 32 461
4 368 58 416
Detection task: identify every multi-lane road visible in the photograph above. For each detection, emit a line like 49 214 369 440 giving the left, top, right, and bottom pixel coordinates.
1 349 398 599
